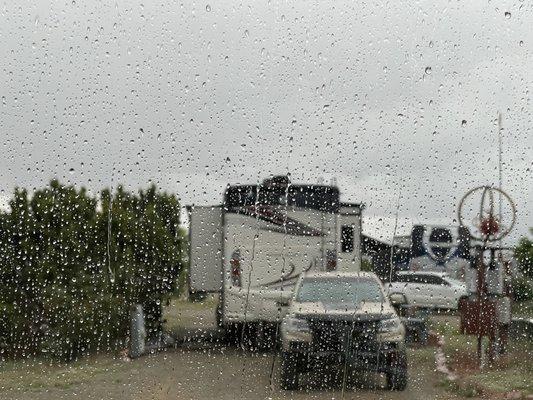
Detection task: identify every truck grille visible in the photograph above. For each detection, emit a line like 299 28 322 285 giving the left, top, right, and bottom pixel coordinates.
307 319 378 353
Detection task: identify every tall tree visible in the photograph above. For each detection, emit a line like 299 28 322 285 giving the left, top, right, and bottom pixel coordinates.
515 229 533 279
0 181 183 359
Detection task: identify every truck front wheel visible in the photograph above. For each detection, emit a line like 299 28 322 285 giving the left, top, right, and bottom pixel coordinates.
280 351 300 390
386 351 408 391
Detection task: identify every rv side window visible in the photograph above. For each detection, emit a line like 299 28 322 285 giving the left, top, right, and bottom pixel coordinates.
341 225 354 253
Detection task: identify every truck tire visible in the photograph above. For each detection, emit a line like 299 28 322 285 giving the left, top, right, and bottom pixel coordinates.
215 302 223 329
223 323 242 346
386 351 408 391
188 290 207 302
280 351 299 390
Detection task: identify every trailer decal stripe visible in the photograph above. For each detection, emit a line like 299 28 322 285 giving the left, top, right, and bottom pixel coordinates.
227 205 325 237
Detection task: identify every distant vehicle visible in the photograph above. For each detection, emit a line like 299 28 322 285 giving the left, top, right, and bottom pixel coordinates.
388 271 468 310
280 272 407 391
187 176 363 348
407 225 471 280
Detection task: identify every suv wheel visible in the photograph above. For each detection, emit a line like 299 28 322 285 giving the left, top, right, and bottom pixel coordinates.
280 351 299 390
386 351 408 391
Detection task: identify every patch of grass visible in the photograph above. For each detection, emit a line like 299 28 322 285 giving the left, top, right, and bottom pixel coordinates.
429 315 475 356
407 346 436 364
0 355 127 392
512 300 533 318
162 295 218 333
470 368 532 394
438 378 481 398
430 314 533 397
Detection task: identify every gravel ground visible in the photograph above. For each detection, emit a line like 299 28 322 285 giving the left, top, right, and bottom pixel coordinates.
0 299 463 400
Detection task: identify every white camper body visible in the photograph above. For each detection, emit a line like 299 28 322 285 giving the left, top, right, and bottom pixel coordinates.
188 179 362 330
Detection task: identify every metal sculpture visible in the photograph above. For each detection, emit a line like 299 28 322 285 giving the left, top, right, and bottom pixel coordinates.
457 186 516 365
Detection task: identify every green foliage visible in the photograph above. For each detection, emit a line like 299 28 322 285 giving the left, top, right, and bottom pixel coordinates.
512 276 533 303
361 258 373 272
0 180 183 360
515 230 533 279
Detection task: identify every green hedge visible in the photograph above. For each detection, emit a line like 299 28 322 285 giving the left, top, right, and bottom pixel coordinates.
0 181 184 360
513 277 533 303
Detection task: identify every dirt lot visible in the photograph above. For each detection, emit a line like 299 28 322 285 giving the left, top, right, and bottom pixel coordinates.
1 346 461 400
0 299 464 400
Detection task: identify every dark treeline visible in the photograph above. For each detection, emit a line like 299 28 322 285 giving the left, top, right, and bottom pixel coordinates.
0 180 185 360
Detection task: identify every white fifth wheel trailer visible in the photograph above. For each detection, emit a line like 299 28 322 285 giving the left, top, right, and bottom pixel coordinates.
187 176 362 346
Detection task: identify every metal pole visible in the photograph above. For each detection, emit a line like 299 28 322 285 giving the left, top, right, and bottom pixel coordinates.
498 112 502 226
477 247 485 362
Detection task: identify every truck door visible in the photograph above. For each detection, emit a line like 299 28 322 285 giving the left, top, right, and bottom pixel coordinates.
188 205 224 294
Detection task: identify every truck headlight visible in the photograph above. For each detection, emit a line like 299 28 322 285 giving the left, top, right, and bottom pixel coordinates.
282 316 310 333
379 317 402 333
281 316 312 347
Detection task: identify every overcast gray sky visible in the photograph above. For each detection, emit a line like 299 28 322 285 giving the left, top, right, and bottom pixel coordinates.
1 0 532 243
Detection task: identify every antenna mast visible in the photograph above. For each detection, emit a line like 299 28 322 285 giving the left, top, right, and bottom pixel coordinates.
498 112 503 225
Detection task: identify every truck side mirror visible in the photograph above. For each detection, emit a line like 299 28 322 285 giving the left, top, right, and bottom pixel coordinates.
389 293 407 306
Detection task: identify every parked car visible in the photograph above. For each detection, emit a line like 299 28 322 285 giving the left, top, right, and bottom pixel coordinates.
280 272 407 391
388 271 468 310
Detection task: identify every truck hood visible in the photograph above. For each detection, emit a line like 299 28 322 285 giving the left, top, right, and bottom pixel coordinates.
289 301 396 321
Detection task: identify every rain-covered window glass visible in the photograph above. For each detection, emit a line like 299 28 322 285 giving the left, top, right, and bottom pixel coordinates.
1 0 531 398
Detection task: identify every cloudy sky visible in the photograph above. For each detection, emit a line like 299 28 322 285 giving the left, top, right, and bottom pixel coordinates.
1 0 532 244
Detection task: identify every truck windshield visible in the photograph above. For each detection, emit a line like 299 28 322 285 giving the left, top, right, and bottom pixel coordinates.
296 277 384 303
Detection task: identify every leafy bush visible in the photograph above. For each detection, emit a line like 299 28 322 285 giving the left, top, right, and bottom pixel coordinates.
512 276 533 303
515 233 533 279
0 181 184 360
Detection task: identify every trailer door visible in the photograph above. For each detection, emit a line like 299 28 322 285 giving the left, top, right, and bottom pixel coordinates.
188 205 223 293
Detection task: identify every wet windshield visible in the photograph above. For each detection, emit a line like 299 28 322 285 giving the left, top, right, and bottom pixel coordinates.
296 277 384 303
1 0 531 399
